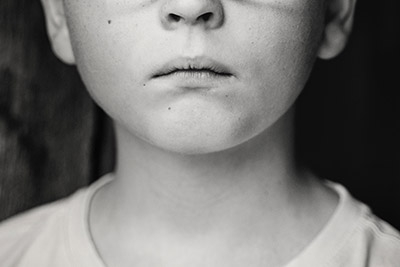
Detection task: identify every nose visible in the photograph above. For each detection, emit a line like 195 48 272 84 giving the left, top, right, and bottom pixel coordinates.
160 0 224 30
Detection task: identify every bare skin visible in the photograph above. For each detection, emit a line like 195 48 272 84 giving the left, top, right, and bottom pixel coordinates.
90 108 338 267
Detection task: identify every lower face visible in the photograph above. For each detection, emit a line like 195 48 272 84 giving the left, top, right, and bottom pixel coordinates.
64 0 325 154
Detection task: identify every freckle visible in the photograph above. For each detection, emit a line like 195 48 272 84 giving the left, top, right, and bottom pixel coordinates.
168 107 171 110
225 95 228 97
108 20 112 24
143 83 146 86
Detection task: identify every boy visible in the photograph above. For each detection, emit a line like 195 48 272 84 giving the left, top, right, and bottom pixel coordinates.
1 0 399 266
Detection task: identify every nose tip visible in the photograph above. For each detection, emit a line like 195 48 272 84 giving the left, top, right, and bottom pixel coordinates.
160 0 224 30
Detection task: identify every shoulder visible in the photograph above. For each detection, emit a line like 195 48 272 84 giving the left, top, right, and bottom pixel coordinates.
0 191 82 266
0 175 112 267
302 181 400 267
350 212 400 266
329 184 400 267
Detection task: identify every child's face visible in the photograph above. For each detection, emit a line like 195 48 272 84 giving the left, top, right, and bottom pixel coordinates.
62 0 326 154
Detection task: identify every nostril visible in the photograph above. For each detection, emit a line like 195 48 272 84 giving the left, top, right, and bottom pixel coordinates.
168 13 182 22
198 12 213 23
160 0 224 30
167 12 214 24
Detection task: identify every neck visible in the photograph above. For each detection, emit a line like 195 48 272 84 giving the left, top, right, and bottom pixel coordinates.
94 109 315 234
89 108 339 266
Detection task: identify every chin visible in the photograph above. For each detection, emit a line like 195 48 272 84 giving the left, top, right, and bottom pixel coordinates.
142 115 264 155
151 135 240 155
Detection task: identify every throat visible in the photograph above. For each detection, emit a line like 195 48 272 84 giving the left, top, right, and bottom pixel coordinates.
91 165 321 236
89 172 338 267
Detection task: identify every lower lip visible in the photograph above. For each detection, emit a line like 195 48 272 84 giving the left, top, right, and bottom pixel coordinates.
153 71 234 89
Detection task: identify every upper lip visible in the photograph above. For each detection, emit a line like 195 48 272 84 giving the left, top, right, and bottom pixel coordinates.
151 56 235 78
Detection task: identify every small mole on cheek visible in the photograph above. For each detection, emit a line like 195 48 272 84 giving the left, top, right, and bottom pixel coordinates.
108 20 112 24
168 107 171 110
143 83 146 87
225 95 228 98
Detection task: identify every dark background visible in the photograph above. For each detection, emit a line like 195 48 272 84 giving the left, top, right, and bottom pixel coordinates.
1 0 399 227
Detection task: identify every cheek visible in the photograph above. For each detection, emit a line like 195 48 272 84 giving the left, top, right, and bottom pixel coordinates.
237 6 322 81
65 5 153 125
227 6 323 127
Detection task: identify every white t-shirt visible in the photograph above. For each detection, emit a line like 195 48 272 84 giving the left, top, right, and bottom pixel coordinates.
0 174 399 267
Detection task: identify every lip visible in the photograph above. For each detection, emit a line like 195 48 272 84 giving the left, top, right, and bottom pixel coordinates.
150 56 236 88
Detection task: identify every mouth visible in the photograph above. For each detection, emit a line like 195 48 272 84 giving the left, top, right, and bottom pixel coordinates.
151 57 235 79
153 67 232 79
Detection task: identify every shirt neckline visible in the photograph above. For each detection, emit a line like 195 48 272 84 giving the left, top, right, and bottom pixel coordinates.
284 181 368 267
66 175 368 267
66 174 113 267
